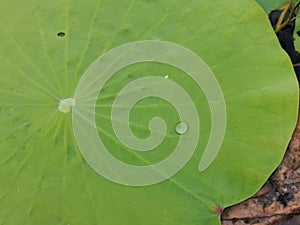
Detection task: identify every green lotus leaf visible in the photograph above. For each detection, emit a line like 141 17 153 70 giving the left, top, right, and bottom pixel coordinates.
0 1 298 225
255 0 300 50
255 0 290 13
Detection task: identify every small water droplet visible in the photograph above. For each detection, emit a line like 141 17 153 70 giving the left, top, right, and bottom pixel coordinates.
175 122 188 135
164 74 169 79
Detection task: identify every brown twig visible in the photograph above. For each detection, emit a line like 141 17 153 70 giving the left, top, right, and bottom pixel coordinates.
275 1 300 33
276 1 293 31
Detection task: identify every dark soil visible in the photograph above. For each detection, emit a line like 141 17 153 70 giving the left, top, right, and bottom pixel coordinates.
268 5 300 83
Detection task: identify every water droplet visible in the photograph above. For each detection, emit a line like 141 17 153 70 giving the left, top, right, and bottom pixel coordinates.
164 74 169 79
58 98 75 113
175 122 188 135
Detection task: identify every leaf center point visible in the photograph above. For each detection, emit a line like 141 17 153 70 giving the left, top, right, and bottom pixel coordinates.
58 98 75 113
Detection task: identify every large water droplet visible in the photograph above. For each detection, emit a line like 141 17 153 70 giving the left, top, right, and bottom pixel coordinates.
175 122 188 135
58 98 75 113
